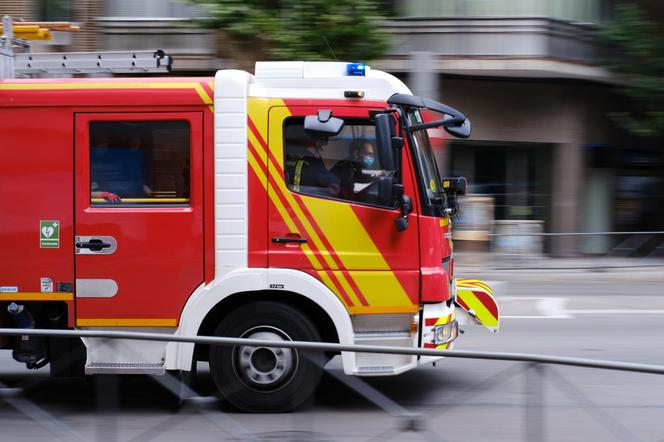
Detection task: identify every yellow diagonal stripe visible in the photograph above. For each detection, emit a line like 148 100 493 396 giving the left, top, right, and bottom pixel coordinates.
248 146 268 191
302 198 413 307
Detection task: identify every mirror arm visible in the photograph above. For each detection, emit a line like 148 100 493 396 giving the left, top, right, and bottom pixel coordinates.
407 117 465 132
443 194 459 217
395 195 413 232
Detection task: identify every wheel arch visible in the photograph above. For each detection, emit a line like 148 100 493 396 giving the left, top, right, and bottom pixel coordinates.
165 268 354 372
194 290 340 361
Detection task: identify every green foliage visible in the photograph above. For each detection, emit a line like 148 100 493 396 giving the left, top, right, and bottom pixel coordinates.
601 2 664 139
191 0 391 62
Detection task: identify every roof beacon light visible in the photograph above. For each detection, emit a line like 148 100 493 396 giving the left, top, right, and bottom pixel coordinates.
346 63 366 76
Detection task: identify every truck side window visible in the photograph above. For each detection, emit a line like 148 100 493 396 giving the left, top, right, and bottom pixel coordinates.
89 121 190 207
283 118 396 207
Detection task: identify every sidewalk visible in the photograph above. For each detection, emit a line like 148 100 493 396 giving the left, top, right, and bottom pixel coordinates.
454 252 664 283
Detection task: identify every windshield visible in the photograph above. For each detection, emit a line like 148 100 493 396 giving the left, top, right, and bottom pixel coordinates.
406 109 443 203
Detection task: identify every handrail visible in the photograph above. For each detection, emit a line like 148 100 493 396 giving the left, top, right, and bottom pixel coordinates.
1 328 663 375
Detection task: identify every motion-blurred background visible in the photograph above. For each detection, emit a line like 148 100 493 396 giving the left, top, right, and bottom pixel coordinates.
4 0 663 259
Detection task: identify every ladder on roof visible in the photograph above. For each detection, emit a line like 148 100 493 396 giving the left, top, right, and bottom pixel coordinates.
1 15 172 79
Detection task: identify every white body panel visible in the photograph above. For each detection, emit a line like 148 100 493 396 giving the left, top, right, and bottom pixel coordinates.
214 69 252 279
165 268 356 373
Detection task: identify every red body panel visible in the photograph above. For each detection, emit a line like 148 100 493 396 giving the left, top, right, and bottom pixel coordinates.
0 106 76 324
419 216 451 303
1 78 215 327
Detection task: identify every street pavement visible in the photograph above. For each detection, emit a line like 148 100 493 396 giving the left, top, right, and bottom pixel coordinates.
1 263 664 441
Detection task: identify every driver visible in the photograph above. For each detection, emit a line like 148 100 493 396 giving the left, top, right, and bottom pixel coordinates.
331 140 384 200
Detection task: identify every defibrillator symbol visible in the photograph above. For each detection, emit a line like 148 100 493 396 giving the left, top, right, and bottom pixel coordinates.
40 220 60 248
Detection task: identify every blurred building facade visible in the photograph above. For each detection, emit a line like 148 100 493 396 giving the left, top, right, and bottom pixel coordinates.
381 0 664 257
4 0 663 256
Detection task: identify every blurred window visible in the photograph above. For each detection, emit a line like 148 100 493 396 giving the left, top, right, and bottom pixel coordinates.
39 0 72 21
400 0 603 24
89 120 190 207
407 110 444 205
104 0 202 18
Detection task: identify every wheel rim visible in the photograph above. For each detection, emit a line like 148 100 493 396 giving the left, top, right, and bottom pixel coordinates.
233 326 297 391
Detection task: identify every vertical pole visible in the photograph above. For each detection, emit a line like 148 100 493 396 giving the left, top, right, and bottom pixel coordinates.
96 374 119 442
525 362 545 442
1 16 16 79
551 141 583 256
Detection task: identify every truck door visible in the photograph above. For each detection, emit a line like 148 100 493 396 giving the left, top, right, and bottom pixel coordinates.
74 113 204 327
266 105 420 314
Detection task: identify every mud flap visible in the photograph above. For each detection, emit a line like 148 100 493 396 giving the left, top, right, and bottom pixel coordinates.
454 278 499 332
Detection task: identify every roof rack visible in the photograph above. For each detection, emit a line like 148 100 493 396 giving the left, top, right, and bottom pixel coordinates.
15 50 172 75
1 15 172 79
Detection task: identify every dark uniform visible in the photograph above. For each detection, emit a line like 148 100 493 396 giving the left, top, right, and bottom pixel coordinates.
285 146 341 197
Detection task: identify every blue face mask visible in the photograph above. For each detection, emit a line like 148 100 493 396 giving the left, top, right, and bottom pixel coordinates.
361 155 375 168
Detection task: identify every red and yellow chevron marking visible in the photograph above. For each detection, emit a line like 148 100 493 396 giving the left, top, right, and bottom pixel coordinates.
247 99 417 314
457 279 494 295
456 278 499 332
424 312 454 327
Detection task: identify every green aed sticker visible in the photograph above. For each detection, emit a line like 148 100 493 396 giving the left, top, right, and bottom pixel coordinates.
40 220 60 248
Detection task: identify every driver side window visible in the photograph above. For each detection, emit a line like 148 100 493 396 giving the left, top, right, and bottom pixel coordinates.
283 118 396 207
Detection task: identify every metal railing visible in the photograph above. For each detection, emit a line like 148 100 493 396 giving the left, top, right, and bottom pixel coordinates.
452 230 664 267
0 327 662 441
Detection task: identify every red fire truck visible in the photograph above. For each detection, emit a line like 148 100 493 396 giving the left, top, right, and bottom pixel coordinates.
1 38 499 410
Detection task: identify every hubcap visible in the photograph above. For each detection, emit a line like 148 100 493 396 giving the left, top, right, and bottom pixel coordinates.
234 327 296 390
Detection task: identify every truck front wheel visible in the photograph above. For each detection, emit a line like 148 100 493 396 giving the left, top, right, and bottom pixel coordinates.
209 301 324 412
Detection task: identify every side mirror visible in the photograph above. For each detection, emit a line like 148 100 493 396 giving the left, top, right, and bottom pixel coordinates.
442 176 467 217
375 113 395 170
304 110 344 141
442 177 467 196
444 119 471 139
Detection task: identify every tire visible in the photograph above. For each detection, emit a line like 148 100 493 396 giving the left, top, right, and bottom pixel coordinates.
209 301 324 412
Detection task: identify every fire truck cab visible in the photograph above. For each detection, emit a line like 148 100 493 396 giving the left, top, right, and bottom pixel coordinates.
0 60 499 412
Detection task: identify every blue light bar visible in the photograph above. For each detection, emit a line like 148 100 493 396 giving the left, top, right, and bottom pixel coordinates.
346 63 366 76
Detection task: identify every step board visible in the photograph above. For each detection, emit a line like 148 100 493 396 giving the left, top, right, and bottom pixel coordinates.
86 362 165 375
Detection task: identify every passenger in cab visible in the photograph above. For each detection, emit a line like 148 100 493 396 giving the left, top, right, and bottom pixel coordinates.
285 135 341 197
